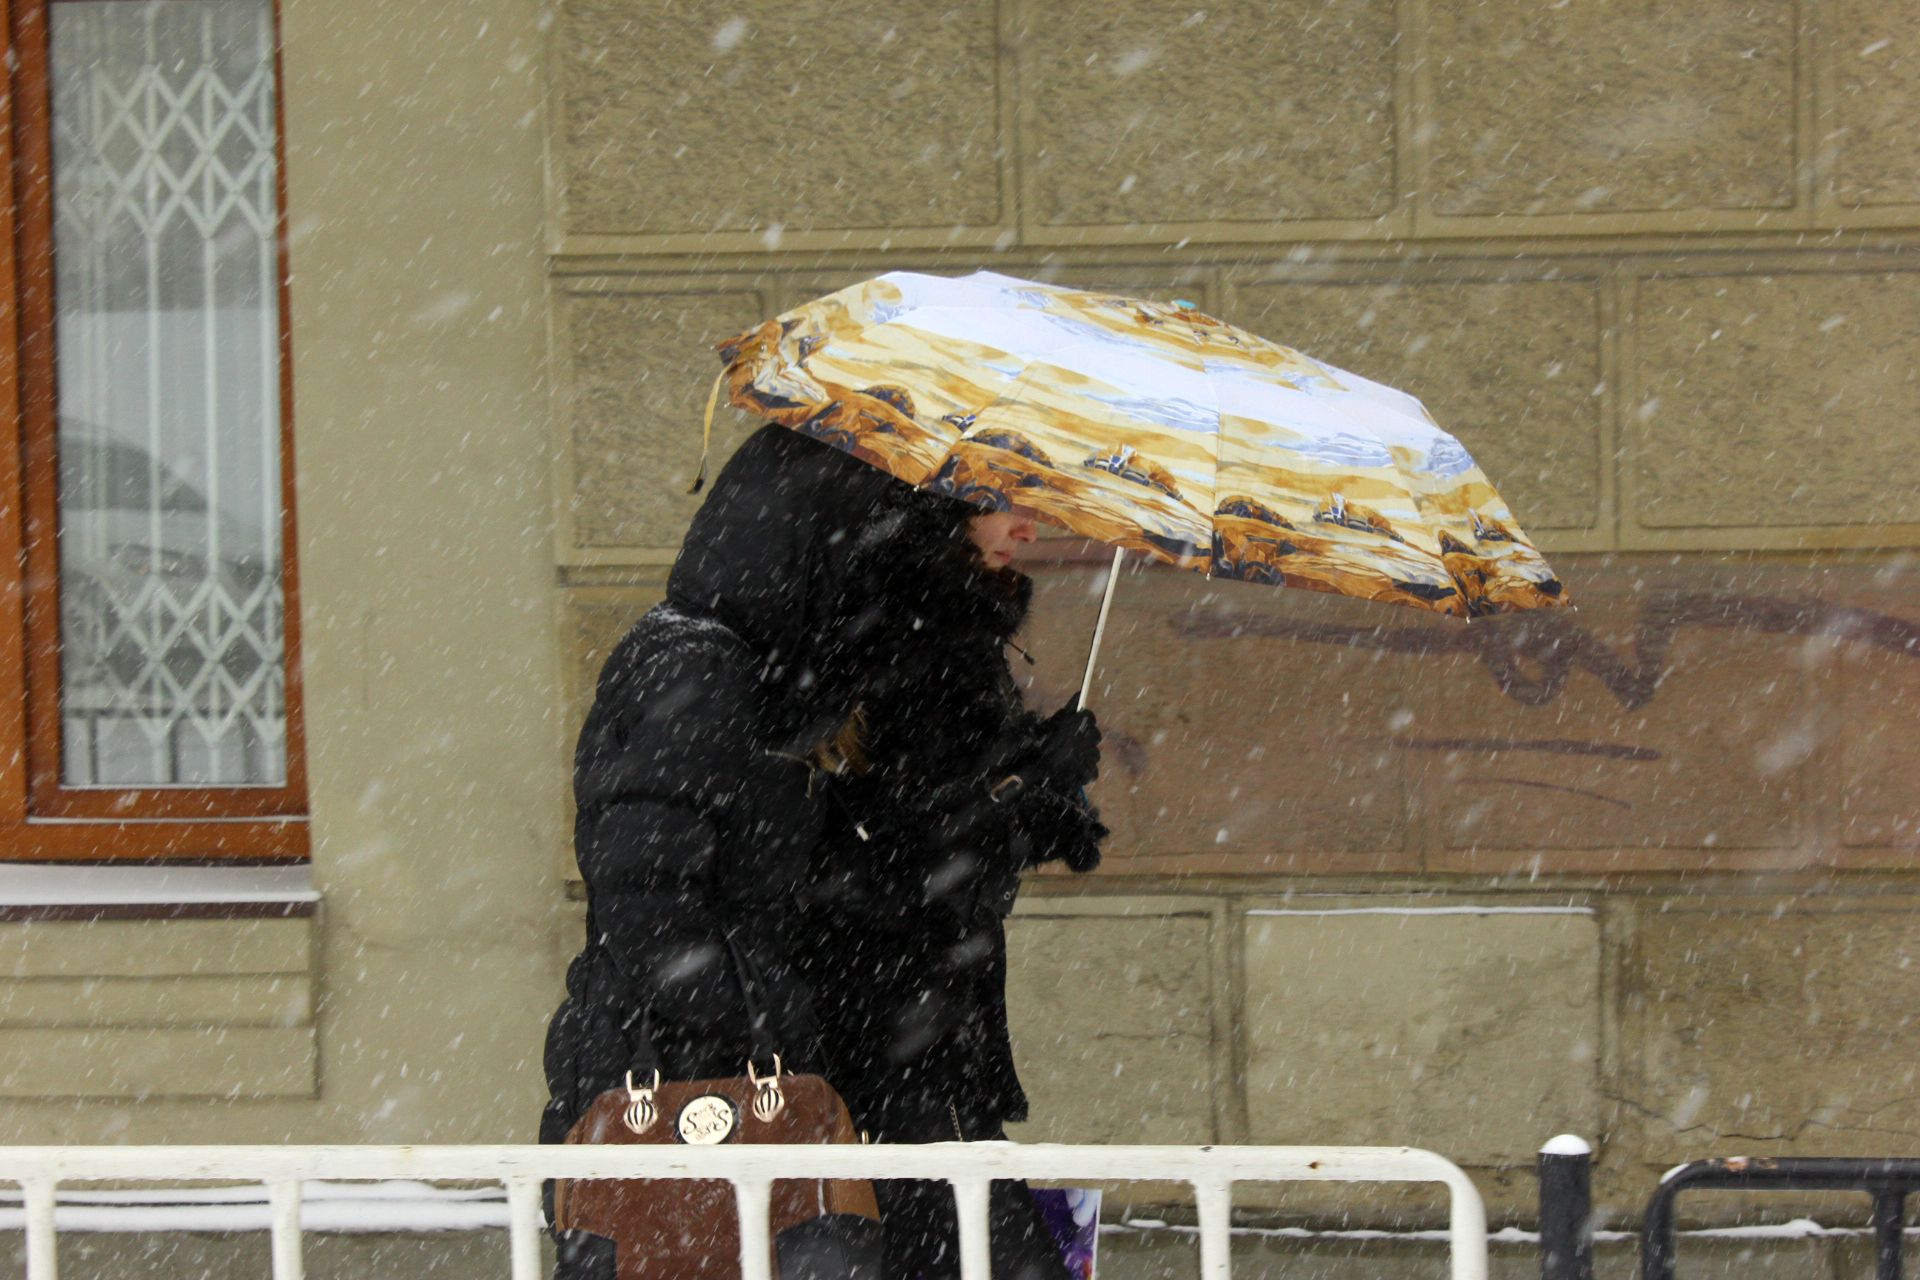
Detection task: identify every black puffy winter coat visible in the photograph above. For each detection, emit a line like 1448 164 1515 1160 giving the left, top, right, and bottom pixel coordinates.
793 536 1105 1143
540 425 1104 1148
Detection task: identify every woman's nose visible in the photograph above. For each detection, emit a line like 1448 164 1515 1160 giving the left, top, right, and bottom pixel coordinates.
1012 518 1038 542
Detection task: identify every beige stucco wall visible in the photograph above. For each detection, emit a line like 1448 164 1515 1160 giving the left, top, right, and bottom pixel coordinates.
2 0 1918 1243
1 0 567 1146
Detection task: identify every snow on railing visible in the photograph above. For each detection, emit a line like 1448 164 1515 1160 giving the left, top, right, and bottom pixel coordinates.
0 1142 1489 1280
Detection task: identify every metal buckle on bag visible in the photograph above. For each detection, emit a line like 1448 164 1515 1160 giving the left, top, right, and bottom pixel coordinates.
988 774 1025 803
747 1054 785 1122
622 1069 660 1134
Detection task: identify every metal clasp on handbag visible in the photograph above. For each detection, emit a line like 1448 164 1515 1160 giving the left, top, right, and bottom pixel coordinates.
622 1069 660 1134
747 1054 785 1122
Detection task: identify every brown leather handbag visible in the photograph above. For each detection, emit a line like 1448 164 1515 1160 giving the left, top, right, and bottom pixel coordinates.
554 1061 879 1280
553 938 879 1280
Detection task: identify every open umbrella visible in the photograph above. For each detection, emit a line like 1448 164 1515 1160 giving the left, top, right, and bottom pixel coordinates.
700 269 1570 702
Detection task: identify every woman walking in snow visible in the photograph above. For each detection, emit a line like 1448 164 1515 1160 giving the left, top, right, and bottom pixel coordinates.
541 424 1106 1280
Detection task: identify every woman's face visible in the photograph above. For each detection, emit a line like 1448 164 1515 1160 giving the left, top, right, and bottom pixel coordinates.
966 510 1038 569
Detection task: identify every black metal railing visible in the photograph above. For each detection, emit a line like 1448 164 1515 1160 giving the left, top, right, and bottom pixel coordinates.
1534 1137 1920 1280
1643 1157 1920 1280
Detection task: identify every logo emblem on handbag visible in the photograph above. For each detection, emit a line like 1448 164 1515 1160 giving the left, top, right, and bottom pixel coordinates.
675 1094 738 1144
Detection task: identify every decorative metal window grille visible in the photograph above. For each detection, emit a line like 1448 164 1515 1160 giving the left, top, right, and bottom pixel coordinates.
49 0 286 787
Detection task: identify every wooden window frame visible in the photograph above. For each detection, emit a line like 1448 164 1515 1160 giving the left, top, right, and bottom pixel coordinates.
0 0 307 861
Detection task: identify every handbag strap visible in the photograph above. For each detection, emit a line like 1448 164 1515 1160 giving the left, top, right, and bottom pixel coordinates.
720 928 781 1072
587 888 781 1077
584 888 664 1077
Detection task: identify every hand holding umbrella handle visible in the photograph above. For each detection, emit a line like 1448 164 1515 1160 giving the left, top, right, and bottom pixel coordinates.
1027 704 1103 793
1078 547 1126 709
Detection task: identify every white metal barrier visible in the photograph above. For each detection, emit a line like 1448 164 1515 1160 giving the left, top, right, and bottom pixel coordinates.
1 1143 1488 1280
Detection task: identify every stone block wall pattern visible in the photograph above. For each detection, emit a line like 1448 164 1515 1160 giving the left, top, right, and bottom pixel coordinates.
1834 578 1920 859
1626 271 1920 531
538 0 1920 1217
1628 898 1920 1162
1825 0 1920 209
1002 901 1226 1148
0 917 317 1100
549 2 1920 250
552 2 1008 249
558 285 774 552
1016 0 1399 229
1239 906 1601 1165
1424 2 1798 217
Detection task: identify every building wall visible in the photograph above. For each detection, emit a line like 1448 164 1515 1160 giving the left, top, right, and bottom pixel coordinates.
1 0 1916 1241
1 0 565 1145
545 0 1920 1230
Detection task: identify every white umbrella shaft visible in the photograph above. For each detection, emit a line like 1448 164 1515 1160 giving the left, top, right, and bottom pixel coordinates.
1079 548 1126 708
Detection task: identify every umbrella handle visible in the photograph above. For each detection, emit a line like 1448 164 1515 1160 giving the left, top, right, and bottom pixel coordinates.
688 368 726 495
1078 547 1126 709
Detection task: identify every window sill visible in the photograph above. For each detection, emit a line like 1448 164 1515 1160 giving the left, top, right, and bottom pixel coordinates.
0 863 316 920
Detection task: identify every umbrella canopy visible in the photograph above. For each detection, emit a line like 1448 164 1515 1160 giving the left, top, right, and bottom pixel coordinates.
712 269 1568 620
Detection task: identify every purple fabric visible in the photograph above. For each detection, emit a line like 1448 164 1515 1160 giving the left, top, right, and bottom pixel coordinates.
1030 1188 1099 1280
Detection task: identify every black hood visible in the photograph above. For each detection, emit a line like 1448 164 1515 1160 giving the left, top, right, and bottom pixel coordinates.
668 425 901 679
667 425 1029 734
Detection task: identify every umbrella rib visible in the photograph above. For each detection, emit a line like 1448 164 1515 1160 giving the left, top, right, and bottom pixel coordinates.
1196 354 1228 580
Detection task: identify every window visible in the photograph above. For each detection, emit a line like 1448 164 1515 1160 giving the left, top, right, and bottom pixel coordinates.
1 0 305 859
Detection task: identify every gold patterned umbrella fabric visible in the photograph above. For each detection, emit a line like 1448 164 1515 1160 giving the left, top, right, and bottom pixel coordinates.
713 269 1569 619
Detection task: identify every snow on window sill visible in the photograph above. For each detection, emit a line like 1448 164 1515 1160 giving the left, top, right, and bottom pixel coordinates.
0 863 317 915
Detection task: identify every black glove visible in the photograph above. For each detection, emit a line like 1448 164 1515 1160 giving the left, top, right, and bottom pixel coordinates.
1025 703 1101 792
1015 788 1108 874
